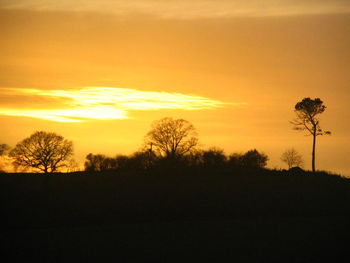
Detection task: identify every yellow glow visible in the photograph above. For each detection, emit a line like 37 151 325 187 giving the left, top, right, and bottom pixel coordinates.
0 107 127 122
1 6 348 177
0 87 230 122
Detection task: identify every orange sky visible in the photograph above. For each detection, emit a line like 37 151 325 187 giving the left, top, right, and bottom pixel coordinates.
1 1 349 175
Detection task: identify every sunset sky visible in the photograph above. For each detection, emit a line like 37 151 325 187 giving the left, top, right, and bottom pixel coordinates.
1 0 349 175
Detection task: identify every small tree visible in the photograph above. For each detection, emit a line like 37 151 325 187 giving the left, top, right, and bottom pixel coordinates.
145 117 198 160
281 148 303 169
85 153 106 172
201 147 227 168
84 153 119 172
291 98 330 173
240 149 269 168
228 153 244 168
0 144 10 156
9 131 73 173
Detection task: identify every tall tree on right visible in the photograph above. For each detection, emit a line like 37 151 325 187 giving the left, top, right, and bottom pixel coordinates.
291 98 331 173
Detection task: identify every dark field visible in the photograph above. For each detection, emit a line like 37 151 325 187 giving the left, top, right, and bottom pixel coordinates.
2 172 350 262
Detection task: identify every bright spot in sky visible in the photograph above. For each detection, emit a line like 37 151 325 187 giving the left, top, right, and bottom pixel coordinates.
0 87 233 122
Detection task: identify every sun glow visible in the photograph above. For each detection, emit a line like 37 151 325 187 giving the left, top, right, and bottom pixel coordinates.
0 87 231 122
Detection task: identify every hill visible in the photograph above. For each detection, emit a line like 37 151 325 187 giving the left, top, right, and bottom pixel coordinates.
2 171 350 262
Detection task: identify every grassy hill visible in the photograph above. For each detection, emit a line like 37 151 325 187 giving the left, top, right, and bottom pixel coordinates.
2 171 350 262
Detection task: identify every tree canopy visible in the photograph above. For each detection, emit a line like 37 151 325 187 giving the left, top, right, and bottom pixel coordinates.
9 131 73 173
228 149 269 169
292 98 330 136
145 117 198 159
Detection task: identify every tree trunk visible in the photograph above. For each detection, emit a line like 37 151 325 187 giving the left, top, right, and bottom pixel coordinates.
312 128 316 173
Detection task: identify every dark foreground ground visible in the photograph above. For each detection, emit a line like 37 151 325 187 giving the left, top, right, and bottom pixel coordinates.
2 171 350 262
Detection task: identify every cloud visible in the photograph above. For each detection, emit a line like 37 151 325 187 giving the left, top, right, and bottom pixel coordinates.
0 87 234 122
0 0 349 18
0 88 71 109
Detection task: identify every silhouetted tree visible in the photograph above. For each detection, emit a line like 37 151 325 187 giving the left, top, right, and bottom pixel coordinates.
114 155 131 170
281 148 303 169
201 147 227 168
9 131 73 173
84 153 117 172
227 150 268 169
145 117 198 160
240 149 268 168
0 143 10 156
178 150 202 169
128 151 158 170
228 153 244 168
85 153 98 171
291 98 330 173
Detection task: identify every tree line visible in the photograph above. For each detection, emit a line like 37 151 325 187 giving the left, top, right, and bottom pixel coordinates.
0 97 330 174
84 147 269 173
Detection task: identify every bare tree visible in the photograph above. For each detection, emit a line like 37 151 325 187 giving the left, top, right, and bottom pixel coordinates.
9 131 73 174
281 148 303 169
145 117 198 159
291 98 330 173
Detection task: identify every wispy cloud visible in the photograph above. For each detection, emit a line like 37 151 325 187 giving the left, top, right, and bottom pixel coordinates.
0 87 234 122
0 0 349 18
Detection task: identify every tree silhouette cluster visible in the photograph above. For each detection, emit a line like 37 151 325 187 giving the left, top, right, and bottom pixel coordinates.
84 147 269 173
84 152 155 172
81 118 269 173
1 97 331 174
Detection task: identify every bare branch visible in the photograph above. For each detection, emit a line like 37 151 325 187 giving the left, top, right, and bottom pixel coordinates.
144 117 198 159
